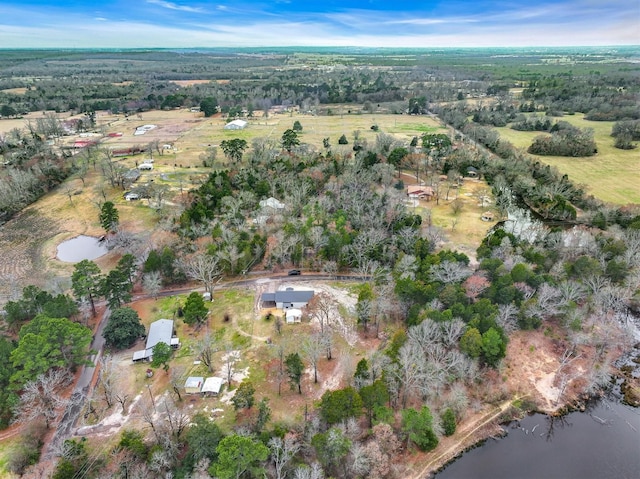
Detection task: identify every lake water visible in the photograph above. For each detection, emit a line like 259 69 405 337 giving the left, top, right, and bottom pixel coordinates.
434 399 640 479
56 235 108 262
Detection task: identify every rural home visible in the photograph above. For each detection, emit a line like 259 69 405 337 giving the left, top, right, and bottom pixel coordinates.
261 289 314 310
132 319 180 362
184 376 204 394
223 119 248 130
407 185 435 200
201 377 224 396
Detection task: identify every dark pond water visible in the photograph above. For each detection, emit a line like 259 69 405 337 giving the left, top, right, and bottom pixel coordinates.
56 235 108 262
434 399 640 479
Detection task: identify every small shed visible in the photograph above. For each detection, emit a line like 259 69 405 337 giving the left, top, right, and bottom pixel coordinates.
466 166 479 178
184 376 204 394
285 308 303 324
201 377 224 396
224 119 248 130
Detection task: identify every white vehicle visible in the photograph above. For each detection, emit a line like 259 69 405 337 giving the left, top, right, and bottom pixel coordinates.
138 163 153 170
124 192 140 201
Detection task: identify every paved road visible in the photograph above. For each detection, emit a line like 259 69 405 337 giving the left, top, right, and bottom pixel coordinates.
45 307 110 458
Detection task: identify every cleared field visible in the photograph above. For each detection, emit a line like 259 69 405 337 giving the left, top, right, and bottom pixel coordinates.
413 178 497 264
96 110 445 165
496 114 640 205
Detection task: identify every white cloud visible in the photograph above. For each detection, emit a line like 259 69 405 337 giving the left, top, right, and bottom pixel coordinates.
146 0 204 13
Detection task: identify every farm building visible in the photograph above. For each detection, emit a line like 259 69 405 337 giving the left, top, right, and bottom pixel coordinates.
407 185 435 200
134 124 157 136
285 308 303 324
184 377 204 394
261 289 314 310
132 319 180 362
223 119 248 130
123 168 141 184
201 377 224 396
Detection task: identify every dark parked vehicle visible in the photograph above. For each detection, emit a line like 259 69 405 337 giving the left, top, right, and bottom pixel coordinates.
288 269 301 276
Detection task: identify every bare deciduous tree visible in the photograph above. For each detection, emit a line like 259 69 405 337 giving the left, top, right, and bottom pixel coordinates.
169 365 186 402
307 293 334 335
429 260 471 284
302 332 324 384
181 252 222 294
294 462 325 479
269 434 300 479
197 332 220 373
15 369 73 429
143 271 162 299
497 303 519 334
223 343 239 387
97 354 118 409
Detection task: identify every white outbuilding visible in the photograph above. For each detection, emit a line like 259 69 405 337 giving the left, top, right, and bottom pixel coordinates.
285 308 303 324
201 377 224 396
223 119 248 130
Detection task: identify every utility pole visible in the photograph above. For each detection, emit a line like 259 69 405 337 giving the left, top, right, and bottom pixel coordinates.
146 384 156 413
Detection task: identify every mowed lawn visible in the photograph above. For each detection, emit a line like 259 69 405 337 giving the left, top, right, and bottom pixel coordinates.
496 114 640 205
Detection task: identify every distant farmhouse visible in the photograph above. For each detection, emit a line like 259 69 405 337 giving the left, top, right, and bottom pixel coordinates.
261 288 314 310
407 185 435 200
132 319 180 362
223 119 248 130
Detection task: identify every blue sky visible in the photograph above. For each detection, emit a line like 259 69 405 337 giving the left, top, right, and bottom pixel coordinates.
0 0 637 48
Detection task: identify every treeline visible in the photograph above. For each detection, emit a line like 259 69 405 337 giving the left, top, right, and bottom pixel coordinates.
521 71 640 121
435 103 640 223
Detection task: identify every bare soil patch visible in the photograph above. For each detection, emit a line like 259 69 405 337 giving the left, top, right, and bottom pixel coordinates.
503 327 596 413
169 80 213 87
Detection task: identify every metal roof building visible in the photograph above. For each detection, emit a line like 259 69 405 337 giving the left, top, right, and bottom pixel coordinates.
261 289 314 309
132 319 180 362
223 119 248 130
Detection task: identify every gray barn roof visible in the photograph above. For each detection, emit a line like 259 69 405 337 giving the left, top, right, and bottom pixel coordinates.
146 319 174 351
261 290 314 303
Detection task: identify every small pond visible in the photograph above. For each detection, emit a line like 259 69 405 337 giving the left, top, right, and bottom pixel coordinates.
56 235 108 262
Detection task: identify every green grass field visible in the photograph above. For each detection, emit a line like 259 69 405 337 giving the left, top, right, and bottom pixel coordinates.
496 113 640 205
172 112 445 164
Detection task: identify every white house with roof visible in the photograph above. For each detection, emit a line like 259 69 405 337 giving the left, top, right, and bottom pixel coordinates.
132 319 180 362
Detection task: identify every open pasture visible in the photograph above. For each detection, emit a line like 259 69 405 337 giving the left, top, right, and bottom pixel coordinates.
496 113 640 205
